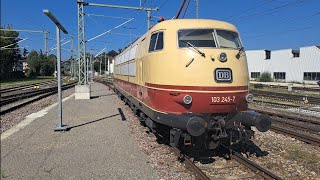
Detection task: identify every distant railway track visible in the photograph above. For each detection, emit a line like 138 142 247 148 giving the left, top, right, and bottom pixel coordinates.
251 90 320 105
254 109 320 146
254 109 320 126
270 126 320 146
0 82 76 115
251 83 320 92
171 147 282 180
0 80 57 94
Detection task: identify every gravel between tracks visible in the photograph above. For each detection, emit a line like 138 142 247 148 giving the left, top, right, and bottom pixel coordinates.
251 129 320 179
1 88 74 133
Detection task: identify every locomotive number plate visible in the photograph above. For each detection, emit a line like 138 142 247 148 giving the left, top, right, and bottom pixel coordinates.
214 68 232 82
211 96 236 103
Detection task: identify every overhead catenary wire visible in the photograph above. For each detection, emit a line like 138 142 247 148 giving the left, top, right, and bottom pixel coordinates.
86 14 132 20
0 46 28 50
48 38 66 50
0 38 28 49
87 18 134 42
231 0 310 23
49 40 71 51
241 12 320 34
224 0 275 21
245 25 320 39
0 36 25 39
182 0 191 18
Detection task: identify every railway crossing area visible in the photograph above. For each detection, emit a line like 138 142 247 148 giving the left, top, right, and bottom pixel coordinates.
1 83 158 179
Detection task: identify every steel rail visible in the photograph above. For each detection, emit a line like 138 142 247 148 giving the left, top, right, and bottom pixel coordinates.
271 118 320 133
254 109 320 125
171 147 210 180
253 100 301 108
0 83 76 115
1 83 74 106
230 152 283 180
251 90 320 105
0 80 57 93
251 83 320 92
271 125 320 146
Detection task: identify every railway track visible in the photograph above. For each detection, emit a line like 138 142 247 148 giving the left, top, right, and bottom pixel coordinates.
270 125 320 146
0 82 76 115
254 109 320 146
0 80 57 94
251 83 320 92
251 90 320 105
171 147 282 180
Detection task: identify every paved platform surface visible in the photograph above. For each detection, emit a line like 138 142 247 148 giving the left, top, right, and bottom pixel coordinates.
1 83 158 180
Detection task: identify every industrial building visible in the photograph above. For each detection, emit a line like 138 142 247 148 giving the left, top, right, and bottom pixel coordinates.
246 46 320 84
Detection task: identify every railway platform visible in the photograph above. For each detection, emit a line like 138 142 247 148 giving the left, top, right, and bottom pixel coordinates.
1 82 158 179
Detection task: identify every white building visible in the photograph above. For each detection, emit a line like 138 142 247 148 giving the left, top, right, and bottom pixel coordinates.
246 46 320 84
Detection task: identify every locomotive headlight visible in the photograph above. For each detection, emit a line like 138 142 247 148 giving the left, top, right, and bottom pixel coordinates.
219 52 227 62
246 94 254 103
183 95 193 105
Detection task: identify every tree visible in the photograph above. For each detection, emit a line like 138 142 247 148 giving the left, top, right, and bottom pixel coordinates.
258 72 273 82
0 25 22 77
107 50 118 57
27 50 56 77
27 50 41 76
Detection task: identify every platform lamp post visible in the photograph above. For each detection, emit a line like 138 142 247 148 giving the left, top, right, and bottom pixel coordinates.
43 9 69 131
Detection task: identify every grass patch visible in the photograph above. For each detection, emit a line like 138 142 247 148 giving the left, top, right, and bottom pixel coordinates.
287 149 320 173
1 76 55 87
1 170 8 178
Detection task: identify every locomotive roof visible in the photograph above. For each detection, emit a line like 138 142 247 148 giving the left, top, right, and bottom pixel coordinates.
150 19 238 32
117 19 238 56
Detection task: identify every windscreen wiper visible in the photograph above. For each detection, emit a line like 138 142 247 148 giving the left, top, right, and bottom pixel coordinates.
236 47 244 59
180 40 206 58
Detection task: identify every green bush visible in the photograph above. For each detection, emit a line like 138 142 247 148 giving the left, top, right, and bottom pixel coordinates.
257 72 273 82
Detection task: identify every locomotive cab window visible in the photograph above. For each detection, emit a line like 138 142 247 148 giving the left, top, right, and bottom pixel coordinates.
149 32 164 52
178 29 216 48
216 30 242 49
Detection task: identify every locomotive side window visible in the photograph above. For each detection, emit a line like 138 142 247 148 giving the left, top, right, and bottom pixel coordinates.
216 30 242 49
149 32 164 52
178 29 216 48
155 32 163 50
149 33 157 52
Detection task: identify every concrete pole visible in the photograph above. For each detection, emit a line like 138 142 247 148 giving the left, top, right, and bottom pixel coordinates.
147 10 151 30
56 27 63 129
44 32 48 56
107 57 110 75
70 36 74 77
90 55 93 82
100 56 102 75
104 53 107 76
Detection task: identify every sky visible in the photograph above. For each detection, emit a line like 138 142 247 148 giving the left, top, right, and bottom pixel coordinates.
1 0 320 60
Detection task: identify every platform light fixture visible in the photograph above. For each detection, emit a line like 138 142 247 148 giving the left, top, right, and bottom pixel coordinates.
43 9 69 132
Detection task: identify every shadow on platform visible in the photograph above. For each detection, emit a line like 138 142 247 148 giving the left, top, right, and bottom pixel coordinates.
91 93 116 99
66 113 119 131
